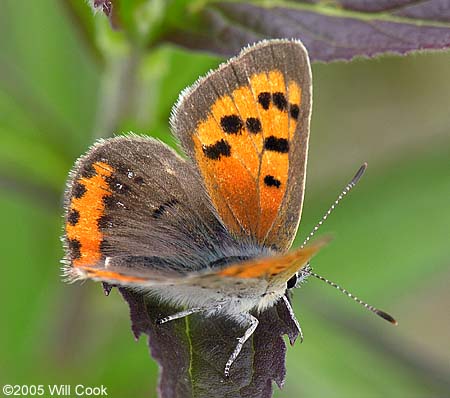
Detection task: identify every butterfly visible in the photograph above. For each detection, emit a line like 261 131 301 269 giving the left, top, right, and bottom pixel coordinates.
62 39 396 377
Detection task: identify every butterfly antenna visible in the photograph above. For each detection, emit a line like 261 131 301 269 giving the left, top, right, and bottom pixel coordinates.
309 271 398 325
301 163 367 249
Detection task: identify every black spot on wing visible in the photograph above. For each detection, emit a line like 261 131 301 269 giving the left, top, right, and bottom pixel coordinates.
220 115 243 134
264 136 289 153
68 209 80 226
97 214 113 229
258 92 271 110
246 117 262 134
106 175 130 195
272 92 287 111
73 182 87 199
152 199 179 219
68 238 81 260
203 139 231 160
264 175 281 188
103 195 121 210
81 164 97 178
290 104 299 120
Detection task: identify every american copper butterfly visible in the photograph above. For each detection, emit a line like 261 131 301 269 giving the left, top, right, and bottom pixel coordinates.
62 39 396 377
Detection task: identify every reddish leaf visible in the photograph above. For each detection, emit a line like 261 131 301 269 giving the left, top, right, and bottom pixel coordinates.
166 1 450 61
119 288 299 398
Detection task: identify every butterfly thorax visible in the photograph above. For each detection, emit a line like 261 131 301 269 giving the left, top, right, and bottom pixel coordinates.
161 246 296 315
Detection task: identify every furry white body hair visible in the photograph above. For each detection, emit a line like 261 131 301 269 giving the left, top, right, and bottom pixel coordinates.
66 259 311 324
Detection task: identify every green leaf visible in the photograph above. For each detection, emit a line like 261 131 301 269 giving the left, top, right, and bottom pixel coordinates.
0 125 69 192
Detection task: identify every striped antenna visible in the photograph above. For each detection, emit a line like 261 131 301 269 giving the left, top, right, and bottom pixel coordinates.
301 163 367 249
309 271 398 325
299 163 397 325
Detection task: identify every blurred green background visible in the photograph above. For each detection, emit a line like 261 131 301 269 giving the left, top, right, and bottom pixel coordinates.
1 1 449 397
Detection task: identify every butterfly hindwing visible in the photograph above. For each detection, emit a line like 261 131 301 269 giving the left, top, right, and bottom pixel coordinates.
171 39 312 252
77 239 326 299
63 135 232 280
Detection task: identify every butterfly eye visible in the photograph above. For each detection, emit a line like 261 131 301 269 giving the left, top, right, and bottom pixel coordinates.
286 274 298 289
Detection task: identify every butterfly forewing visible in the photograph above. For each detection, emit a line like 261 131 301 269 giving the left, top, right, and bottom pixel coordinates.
63 135 232 279
172 40 312 251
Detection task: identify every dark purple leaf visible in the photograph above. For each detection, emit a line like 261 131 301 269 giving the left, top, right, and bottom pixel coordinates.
119 288 299 398
166 1 450 62
336 0 450 23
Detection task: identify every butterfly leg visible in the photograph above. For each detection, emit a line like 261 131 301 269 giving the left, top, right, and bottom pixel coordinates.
157 304 222 325
224 313 259 377
282 295 304 343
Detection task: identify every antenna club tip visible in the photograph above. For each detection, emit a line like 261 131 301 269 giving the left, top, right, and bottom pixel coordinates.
352 163 368 185
375 309 398 326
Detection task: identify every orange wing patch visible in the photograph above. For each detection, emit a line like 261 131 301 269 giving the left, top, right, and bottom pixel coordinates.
65 162 113 267
193 70 302 243
78 266 147 284
218 239 326 281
